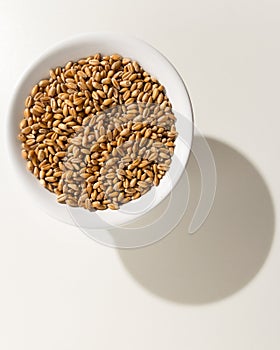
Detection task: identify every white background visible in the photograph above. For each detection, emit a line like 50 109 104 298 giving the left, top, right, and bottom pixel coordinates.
1 0 280 349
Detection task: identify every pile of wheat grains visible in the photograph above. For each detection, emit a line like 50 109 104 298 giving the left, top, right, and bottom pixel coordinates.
18 53 177 210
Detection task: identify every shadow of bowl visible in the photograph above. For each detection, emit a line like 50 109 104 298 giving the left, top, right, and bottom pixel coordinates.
118 137 275 304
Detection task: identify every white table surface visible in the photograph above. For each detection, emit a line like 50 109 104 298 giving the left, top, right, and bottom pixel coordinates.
1 0 280 349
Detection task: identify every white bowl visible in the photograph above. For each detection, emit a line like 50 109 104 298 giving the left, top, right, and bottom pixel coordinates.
7 32 193 229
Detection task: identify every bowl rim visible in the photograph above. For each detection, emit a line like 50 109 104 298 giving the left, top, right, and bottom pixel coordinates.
6 31 194 228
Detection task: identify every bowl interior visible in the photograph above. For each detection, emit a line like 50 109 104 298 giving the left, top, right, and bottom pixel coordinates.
7 33 193 228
